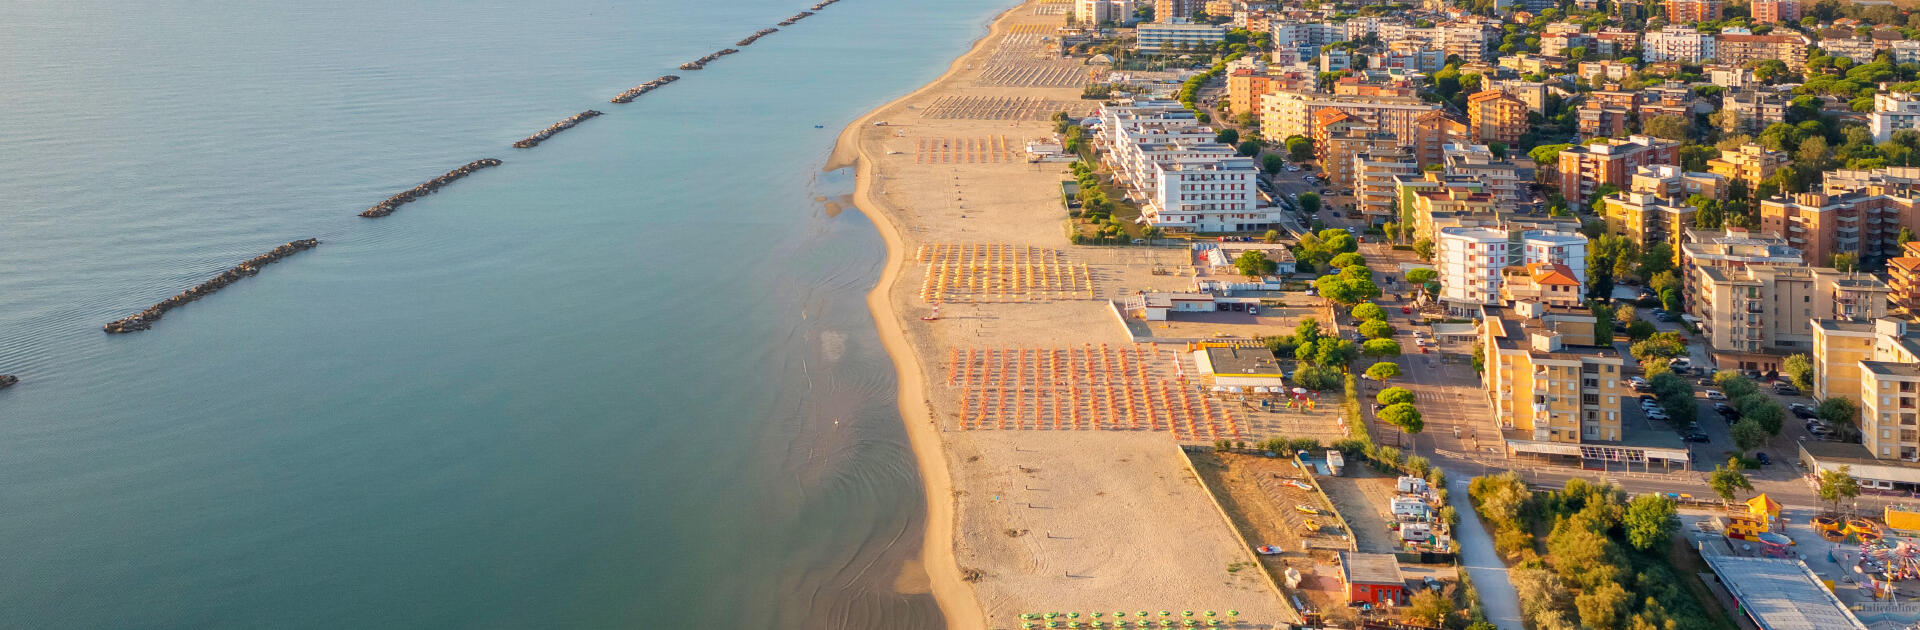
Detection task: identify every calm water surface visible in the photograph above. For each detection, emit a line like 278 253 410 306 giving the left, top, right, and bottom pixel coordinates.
0 0 1007 626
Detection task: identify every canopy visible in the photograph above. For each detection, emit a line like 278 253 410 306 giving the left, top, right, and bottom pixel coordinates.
1747 493 1782 518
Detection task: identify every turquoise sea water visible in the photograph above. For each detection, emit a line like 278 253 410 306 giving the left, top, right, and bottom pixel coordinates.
0 0 1007 626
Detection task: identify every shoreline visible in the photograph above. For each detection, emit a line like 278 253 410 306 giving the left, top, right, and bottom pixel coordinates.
830 4 1024 629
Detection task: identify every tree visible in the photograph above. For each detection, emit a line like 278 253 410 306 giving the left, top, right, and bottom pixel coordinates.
1261 153 1284 175
1234 250 1277 277
1263 229 1281 244
1359 319 1395 339
1623 494 1679 551
1413 238 1434 261
1297 191 1321 214
1817 466 1862 515
1575 581 1631 630
1286 135 1314 162
1783 353 1814 392
1746 401 1786 437
1831 252 1858 272
1367 361 1403 382
1314 338 1357 368
1709 459 1754 503
1291 364 1341 390
1643 114 1690 141
1377 386 1416 406
1901 226 1917 244
1236 140 1262 157
1408 589 1454 627
1638 242 1675 278
1406 268 1436 285
1363 338 1403 357
1731 419 1767 452
1819 397 1860 433
1659 288 1680 313
1379 401 1423 436
1648 270 1681 298
1215 128 1239 145
1351 303 1387 321
1330 252 1366 269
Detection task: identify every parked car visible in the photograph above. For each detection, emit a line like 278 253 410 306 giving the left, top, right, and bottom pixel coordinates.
1648 411 1670 422
1638 395 1657 403
1628 376 1649 387
1685 432 1710 443
1705 390 1726 400
1773 383 1801 396
1756 452 1773 465
1790 403 1816 418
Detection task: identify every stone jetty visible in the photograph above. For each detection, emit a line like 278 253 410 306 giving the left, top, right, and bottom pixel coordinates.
610 75 680 104
778 11 814 26
359 159 503 218
513 110 602 148
737 28 778 46
0 374 16 390
103 238 321 334
679 48 741 71
810 0 838 9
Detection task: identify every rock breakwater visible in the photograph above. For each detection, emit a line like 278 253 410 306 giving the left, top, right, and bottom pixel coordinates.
0 374 16 390
679 48 741 71
513 110 602 149
359 159 503 218
737 28 778 46
610 75 680 104
778 11 814 26
103 238 321 334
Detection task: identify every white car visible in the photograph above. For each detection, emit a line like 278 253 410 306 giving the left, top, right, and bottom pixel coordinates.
1705 390 1726 400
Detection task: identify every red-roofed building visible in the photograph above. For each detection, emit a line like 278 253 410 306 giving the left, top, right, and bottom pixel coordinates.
1890 241 1920 313
1502 262 1586 307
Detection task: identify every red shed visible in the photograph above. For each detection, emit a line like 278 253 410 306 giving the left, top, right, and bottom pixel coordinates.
1340 551 1407 606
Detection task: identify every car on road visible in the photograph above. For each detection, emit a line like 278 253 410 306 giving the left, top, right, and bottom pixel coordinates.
1756 452 1772 465
1790 403 1817 419
1648 410 1670 422
1331 211 1340 217
1773 383 1801 396
1704 390 1725 400
1685 432 1710 443
1628 376 1649 387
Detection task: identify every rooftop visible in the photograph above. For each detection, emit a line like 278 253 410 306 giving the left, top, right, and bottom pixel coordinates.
1339 551 1403 586
1862 360 1920 378
1697 555 1869 630
1203 346 1285 377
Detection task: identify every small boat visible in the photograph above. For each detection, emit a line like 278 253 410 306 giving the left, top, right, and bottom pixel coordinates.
814 124 824 128
1282 479 1312 491
1284 567 1303 588
1255 545 1282 555
1295 504 1322 515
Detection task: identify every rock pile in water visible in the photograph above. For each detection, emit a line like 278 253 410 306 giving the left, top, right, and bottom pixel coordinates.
0 374 16 390
778 11 814 26
610 75 680 104
359 159 503 218
679 48 741 71
810 0 838 9
737 28 778 46
103 239 322 334
514 110 602 148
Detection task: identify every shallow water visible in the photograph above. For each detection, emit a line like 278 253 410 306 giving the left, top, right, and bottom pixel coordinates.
0 0 1006 626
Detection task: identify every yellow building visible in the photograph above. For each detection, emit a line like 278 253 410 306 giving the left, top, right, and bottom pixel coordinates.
1695 266 1889 370
1602 191 1695 258
1467 90 1529 146
1481 302 1627 444
1226 69 1274 117
1891 241 1920 314
1707 144 1790 189
1500 263 1586 308
1811 318 1920 461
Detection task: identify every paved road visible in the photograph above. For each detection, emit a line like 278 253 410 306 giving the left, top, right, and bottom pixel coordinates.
1445 472 1525 630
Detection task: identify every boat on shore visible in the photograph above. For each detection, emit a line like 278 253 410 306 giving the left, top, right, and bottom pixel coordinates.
103 238 321 334
359 159 503 218
610 75 680 104
513 110 602 148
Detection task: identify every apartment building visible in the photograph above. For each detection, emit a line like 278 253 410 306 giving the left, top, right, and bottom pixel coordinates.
1692 265 1889 362
1353 150 1419 225
1751 0 1800 24
1557 136 1682 206
1480 303 1627 445
1578 60 1634 82
1679 227 1806 295
1630 164 1725 200
1890 241 1920 313
1467 90 1528 146
1315 118 1401 191
1226 69 1275 115
1154 0 1194 20
1724 91 1789 133
1437 227 1587 309
1811 319 1920 461
1146 157 1277 232
1642 26 1716 63
1269 20 1344 59
1825 167 1920 196
1578 89 1640 138
1137 19 1227 53
1444 143 1527 204
1759 191 1920 267
1666 0 1722 23
1259 90 1439 143
1487 80 1548 113
1707 144 1789 189
1412 110 1471 169
1602 192 1696 255
1715 33 1810 71
1075 0 1140 24
1871 92 1920 143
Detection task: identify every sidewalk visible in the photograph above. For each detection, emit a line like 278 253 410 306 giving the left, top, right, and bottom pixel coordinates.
1444 471 1524 630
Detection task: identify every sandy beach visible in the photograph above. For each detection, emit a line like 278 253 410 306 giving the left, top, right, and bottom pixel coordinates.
831 2 1298 628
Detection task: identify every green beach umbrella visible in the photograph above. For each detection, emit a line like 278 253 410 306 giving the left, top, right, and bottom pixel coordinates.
1227 610 1239 617
1138 611 1150 618
1160 611 1171 617
1069 613 1080 619
1205 611 1216 617
1047 613 1058 619
1091 622 1104 629
1183 611 1194 617
1023 624 1036 629
1091 612 1103 618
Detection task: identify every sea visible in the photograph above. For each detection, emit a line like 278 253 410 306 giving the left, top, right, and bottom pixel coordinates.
0 0 1011 626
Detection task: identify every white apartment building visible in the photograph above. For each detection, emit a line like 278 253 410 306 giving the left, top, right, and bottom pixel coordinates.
1114 140 1237 197
1137 19 1228 53
1642 26 1716 62
1147 157 1277 232
1354 150 1419 224
1870 92 1920 143
1344 16 1409 42
1437 227 1588 309
1269 21 1344 58
1076 0 1139 24
1258 90 1439 141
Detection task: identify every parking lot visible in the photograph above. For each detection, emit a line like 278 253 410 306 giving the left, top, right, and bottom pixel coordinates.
1627 363 1842 480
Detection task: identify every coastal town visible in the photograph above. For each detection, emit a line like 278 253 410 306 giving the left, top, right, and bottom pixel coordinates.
837 0 1920 628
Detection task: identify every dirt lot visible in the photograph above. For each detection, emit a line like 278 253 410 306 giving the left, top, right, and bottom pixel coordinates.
1315 469 1403 555
1188 451 1363 626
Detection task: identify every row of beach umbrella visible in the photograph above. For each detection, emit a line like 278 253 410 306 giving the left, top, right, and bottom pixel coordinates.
1018 610 1238 628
